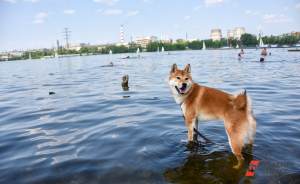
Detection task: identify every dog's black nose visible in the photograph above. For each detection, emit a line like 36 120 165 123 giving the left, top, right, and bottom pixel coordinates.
182 83 187 88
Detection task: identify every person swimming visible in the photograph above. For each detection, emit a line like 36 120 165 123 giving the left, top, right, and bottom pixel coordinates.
101 62 114 67
238 53 242 60
260 48 268 62
261 48 268 56
240 49 245 55
237 49 244 60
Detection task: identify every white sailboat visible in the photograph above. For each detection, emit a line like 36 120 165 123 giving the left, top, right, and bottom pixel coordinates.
236 44 239 49
136 48 140 57
259 37 264 48
161 46 165 52
54 50 58 58
202 41 206 50
109 50 112 55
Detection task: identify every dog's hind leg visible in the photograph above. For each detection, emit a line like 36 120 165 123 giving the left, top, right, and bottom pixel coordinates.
245 95 256 145
247 114 257 145
225 124 245 169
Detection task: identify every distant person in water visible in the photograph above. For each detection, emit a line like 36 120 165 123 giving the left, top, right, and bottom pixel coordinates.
238 53 242 60
261 48 268 56
260 48 268 62
238 49 244 60
122 56 130 59
101 62 114 67
240 49 245 55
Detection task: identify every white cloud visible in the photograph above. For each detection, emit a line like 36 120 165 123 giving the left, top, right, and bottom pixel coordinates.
35 12 47 19
63 9 75 15
33 12 48 24
93 0 119 6
1 0 16 3
263 14 292 23
127 10 139 16
102 9 123 15
245 10 259 16
204 0 223 6
33 19 44 24
193 5 202 11
24 0 40 3
184 15 191 20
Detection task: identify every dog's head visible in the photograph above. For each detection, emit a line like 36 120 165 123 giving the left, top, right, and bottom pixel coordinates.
169 64 193 95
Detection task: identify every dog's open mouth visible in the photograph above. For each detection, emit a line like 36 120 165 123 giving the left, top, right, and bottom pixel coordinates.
175 85 187 95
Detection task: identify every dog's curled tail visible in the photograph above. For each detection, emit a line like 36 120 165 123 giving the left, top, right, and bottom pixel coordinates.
233 90 248 110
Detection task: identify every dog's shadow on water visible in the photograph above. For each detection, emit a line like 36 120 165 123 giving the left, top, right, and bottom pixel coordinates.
164 142 255 184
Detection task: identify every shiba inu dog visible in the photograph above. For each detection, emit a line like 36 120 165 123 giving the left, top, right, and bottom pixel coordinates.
168 64 256 169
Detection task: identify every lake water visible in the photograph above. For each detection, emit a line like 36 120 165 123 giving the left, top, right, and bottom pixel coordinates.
0 49 299 184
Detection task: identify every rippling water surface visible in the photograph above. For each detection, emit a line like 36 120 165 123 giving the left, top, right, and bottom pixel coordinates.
0 49 300 184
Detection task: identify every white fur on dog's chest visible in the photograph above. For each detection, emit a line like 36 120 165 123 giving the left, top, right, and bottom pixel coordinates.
180 103 186 114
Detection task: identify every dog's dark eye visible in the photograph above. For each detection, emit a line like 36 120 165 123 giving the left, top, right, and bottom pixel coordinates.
176 77 181 80
185 78 189 80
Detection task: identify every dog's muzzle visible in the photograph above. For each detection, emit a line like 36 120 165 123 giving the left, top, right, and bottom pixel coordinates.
175 83 187 94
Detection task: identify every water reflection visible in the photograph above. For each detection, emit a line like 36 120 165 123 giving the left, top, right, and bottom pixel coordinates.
164 145 254 184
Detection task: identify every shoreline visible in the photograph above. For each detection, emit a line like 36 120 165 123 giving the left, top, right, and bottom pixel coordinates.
1 46 299 62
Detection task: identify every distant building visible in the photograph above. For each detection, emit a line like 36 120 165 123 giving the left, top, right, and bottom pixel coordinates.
135 36 158 48
227 30 234 39
210 29 222 41
227 27 246 40
0 51 24 61
291 31 300 37
233 27 246 40
176 39 186 43
160 39 172 44
68 43 89 51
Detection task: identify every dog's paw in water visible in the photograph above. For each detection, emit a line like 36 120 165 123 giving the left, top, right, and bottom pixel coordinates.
233 156 244 169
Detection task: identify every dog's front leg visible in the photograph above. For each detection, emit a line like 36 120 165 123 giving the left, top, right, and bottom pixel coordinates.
185 117 196 142
193 119 199 141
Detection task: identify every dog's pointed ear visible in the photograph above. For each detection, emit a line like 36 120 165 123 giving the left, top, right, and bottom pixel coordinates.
170 64 177 73
184 64 191 73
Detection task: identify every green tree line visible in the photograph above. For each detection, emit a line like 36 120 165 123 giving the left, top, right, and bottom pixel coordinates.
9 33 300 61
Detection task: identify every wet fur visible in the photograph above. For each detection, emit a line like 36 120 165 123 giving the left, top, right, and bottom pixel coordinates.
168 64 256 169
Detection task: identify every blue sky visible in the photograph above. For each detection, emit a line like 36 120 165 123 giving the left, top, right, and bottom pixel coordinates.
0 0 300 51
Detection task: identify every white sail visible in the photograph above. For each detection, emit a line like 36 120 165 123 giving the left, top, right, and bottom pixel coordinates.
161 46 165 52
109 50 112 55
136 48 140 54
236 44 239 49
202 41 206 50
54 51 58 58
259 37 264 47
